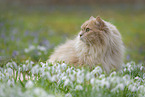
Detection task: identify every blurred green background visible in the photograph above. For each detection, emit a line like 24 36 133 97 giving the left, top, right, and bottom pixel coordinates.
0 0 145 65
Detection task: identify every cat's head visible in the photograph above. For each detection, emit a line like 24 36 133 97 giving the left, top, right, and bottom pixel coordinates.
79 16 109 46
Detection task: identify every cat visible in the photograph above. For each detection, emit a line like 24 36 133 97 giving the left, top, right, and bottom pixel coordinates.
48 16 125 73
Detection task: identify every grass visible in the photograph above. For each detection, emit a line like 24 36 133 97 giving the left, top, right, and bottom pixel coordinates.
0 5 145 97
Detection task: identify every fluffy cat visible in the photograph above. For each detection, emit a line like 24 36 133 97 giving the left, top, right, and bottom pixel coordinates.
48 16 124 73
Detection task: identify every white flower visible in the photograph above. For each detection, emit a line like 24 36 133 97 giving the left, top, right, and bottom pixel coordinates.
25 80 34 88
64 78 72 87
0 71 5 80
86 72 92 81
33 88 51 97
22 64 28 71
123 68 126 72
115 83 125 90
24 48 29 53
66 68 71 73
109 71 116 77
123 75 130 80
61 75 67 80
143 73 145 79
138 85 144 91
69 74 75 81
37 45 47 52
128 85 137 92
50 75 56 82
12 61 17 69
99 74 105 79
37 52 42 56
100 78 110 88
140 66 144 71
31 65 39 74
90 78 95 85
29 45 35 50
7 78 15 86
40 62 46 67
77 75 84 84
75 85 83 90
61 63 67 70
24 45 35 53
91 66 102 76
65 93 72 97
6 62 13 68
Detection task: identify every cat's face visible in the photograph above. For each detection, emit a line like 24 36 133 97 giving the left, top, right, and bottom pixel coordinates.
79 16 108 46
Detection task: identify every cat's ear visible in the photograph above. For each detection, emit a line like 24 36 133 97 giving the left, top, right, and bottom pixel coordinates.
96 16 106 30
89 16 94 20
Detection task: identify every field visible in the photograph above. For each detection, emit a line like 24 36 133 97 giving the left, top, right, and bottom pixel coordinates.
0 5 145 97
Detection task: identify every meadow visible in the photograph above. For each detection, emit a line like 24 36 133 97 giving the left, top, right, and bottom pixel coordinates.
0 5 145 97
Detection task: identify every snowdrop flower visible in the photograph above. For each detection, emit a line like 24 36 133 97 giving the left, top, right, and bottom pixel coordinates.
138 85 145 92
50 75 57 82
77 73 84 84
7 78 15 86
62 76 67 80
51 66 55 74
115 83 125 90
65 93 72 97
90 78 95 85
29 45 35 50
75 85 83 90
99 74 105 79
7 68 13 76
12 61 17 69
0 71 5 80
109 71 116 77
40 62 46 68
37 45 47 52
69 74 75 81
61 63 67 70
77 77 84 84
25 80 34 88
143 73 145 79
123 75 130 80
72 70 76 75
64 78 71 87
128 85 137 92
66 68 72 73
31 65 39 74
22 64 28 71
140 66 144 71
100 78 110 88
91 66 102 76
24 45 35 53
37 52 42 56
6 62 13 68
86 72 92 81
123 68 127 72
45 72 51 79
33 88 50 97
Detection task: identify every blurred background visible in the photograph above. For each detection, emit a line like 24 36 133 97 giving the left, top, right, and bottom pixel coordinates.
0 0 145 65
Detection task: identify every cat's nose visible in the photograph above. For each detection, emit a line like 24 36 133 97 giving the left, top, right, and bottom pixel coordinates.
80 34 83 37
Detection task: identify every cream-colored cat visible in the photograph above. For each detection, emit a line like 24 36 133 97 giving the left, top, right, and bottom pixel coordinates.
48 16 124 73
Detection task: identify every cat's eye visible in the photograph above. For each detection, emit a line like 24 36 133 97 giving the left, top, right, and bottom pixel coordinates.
86 28 90 32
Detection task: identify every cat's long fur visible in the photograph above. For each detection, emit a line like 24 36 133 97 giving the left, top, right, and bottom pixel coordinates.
48 16 124 73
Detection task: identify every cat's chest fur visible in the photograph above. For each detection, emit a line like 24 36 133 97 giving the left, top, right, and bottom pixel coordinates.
74 38 104 66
